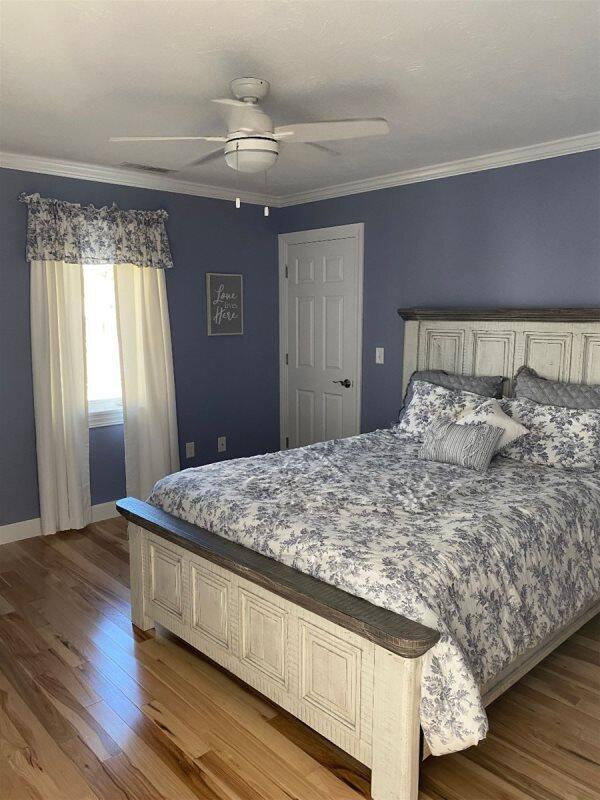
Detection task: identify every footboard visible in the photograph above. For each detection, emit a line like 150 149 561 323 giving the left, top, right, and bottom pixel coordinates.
117 497 439 800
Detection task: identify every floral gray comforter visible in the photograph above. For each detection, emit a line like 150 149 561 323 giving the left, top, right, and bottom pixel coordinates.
149 430 600 755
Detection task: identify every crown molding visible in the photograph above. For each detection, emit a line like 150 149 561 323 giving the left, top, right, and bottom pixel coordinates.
2 130 599 208
0 151 274 206
276 131 600 207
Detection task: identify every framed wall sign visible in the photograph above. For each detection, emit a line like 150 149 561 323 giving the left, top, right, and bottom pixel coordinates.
206 272 244 336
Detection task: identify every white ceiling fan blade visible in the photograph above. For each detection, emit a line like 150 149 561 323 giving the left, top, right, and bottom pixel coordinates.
280 142 341 164
211 98 247 107
274 118 389 143
304 142 341 157
279 141 340 166
110 135 226 142
180 148 224 170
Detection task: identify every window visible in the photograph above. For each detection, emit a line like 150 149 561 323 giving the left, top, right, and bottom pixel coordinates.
83 264 123 427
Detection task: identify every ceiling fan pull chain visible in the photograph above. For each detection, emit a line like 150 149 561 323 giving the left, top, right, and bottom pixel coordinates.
263 169 269 217
235 142 241 209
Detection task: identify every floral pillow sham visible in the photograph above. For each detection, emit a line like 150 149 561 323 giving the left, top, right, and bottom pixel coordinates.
395 380 491 438
398 369 504 421
500 397 600 470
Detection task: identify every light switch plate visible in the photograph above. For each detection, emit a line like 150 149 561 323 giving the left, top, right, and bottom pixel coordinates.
375 347 384 364
217 436 227 453
185 441 195 458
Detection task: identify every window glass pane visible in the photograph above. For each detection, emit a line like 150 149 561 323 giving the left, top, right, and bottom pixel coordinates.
83 264 122 405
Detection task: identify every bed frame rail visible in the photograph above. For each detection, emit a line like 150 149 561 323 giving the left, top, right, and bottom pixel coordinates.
116 497 439 659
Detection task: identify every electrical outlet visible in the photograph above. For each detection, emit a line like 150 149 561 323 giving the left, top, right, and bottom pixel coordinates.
185 441 195 459
375 347 385 364
217 436 227 453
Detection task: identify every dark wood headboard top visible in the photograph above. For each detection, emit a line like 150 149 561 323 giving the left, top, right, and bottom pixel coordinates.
397 307 600 322
117 497 440 658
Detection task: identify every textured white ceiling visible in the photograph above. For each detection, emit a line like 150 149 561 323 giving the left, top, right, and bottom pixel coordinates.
1 0 599 197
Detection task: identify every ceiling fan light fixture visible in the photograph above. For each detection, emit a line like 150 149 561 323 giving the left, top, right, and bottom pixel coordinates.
224 136 278 173
225 149 277 172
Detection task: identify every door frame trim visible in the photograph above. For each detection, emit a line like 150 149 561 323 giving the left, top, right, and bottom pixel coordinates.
278 223 364 449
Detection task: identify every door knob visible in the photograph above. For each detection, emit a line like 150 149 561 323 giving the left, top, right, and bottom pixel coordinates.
332 378 352 388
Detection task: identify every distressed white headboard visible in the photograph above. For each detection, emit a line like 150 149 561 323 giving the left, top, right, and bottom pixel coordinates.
399 308 600 395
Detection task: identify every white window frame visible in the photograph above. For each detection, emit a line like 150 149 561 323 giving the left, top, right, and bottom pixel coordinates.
88 396 123 428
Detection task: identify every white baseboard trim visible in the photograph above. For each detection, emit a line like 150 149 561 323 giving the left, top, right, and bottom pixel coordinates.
0 517 42 545
91 500 120 523
0 501 121 545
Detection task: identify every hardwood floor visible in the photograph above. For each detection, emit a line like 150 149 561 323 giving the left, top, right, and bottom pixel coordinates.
0 517 598 800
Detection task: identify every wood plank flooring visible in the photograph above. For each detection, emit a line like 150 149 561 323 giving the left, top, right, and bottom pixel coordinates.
0 517 598 800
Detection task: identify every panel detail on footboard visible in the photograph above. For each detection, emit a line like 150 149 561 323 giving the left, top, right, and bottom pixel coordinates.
190 562 230 650
147 539 185 621
299 619 361 733
136 525 376 765
239 588 289 687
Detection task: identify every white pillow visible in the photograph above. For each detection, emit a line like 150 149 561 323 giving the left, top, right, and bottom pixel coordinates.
456 398 528 451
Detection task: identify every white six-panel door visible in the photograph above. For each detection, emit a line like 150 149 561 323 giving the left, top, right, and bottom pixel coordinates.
279 225 363 449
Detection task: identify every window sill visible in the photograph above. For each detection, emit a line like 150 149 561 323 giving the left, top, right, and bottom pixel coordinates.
89 410 124 428
89 398 123 428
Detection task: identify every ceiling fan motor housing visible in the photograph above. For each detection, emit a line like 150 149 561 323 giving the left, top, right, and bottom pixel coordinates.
229 77 270 103
224 134 279 172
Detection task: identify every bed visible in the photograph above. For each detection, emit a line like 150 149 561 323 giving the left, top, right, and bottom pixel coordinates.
117 308 600 800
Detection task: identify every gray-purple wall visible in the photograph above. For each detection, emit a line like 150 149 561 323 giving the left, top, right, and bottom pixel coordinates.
277 151 600 433
0 168 279 525
1 150 598 526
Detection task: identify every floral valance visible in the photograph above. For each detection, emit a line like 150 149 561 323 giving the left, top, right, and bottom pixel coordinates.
19 193 173 269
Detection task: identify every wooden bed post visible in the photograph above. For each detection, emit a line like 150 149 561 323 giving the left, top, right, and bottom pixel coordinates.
128 523 154 631
371 647 422 800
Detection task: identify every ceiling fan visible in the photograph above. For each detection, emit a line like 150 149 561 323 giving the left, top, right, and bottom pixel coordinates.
110 77 390 174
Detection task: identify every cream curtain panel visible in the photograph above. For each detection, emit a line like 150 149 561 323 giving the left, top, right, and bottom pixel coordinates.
23 193 178 533
30 260 91 534
114 264 180 500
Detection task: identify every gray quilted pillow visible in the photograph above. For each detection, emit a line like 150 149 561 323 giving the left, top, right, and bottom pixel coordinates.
419 419 504 472
399 370 504 420
514 366 600 410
